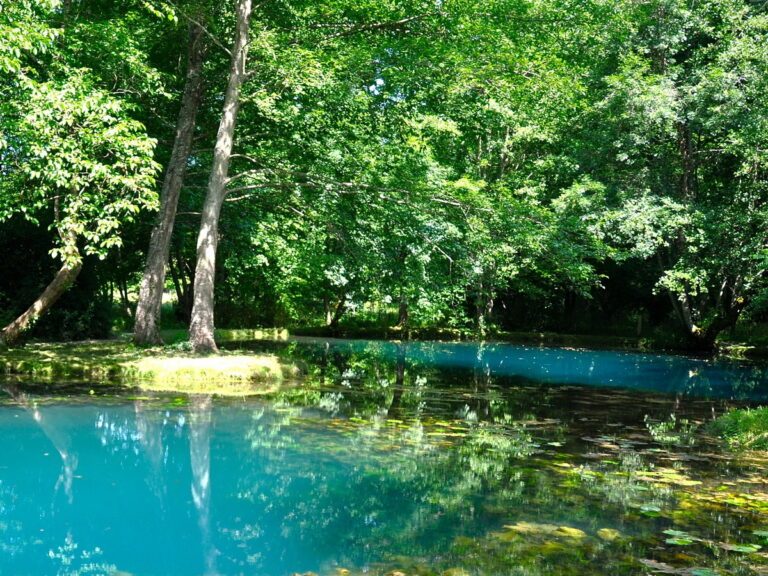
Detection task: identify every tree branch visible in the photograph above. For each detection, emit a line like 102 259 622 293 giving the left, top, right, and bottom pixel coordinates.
163 0 231 57
321 13 434 41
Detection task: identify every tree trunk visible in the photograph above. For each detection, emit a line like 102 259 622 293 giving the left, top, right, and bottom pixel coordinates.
691 283 745 352
189 0 252 353
474 281 492 334
1 260 82 346
676 120 696 201
134 23 206 346
169 257 185 311
169 251 193 323
397 293 408 327
324 295 332 326
328 293 346 329
474 281 484 328
118 277 132 318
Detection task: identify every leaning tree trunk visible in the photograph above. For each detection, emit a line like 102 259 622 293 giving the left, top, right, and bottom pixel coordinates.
1 259 82 347
189 0 252 353
134 23 206 346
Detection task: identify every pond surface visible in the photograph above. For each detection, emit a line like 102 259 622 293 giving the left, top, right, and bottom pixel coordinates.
2 338 768 576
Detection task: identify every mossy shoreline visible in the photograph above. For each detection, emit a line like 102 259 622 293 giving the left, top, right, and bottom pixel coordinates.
0 329 300 395
3 325 767 391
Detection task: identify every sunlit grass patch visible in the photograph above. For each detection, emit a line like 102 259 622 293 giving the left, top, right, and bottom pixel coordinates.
0 339 300 393
128 353 295 387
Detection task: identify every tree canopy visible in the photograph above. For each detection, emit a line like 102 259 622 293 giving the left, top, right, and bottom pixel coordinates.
1 0 766 350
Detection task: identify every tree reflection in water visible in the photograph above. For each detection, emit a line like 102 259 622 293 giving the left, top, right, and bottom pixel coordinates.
3 385 78 504
189 394 216 575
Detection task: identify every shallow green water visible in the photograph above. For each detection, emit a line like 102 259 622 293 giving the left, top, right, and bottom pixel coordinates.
2 339 768 575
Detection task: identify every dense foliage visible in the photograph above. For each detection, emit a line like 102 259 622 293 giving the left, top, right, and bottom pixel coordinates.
1 0 766 350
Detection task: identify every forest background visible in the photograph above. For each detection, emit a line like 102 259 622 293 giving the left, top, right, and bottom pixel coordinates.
1 0 767 353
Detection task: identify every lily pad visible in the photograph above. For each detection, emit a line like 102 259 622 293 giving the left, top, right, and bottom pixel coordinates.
597 528 621 541
718 542 761 553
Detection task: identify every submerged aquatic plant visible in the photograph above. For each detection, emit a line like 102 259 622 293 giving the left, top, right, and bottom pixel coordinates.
644 413 699 447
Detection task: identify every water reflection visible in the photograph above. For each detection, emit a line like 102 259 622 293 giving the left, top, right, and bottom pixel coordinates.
135 398 166 502
189 395 216 575
0 339 767 575
3 385 78 504
245 337 768 401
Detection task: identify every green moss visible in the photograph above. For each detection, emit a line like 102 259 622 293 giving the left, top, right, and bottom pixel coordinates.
708 407 768 450
0 338 301 395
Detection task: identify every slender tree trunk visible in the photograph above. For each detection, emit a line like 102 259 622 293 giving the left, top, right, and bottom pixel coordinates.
397 292 408 327
677 121 696 201
134 23 206 345
324 295 332 326
177 248 195 322
328 293 346 328
168 251 192 323
485 295 494 321
169 256 185 313
475 280 490 333
189 0 252 353
657 118 704 347
1 259 82 346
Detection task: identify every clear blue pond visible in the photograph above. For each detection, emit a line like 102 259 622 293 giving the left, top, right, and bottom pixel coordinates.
2 338 768 575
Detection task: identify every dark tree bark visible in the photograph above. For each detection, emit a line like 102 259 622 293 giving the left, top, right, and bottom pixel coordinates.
169 249 193 323
118 277 131 318
134 23 206 345
189 0 252 353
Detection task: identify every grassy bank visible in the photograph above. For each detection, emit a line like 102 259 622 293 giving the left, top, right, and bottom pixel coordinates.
3 324 767 396
0 330 300 395
708 407 768 451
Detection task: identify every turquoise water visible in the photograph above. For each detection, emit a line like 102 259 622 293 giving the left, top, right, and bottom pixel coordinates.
2 339 768 575
1 400 452 575
264 337 768 400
